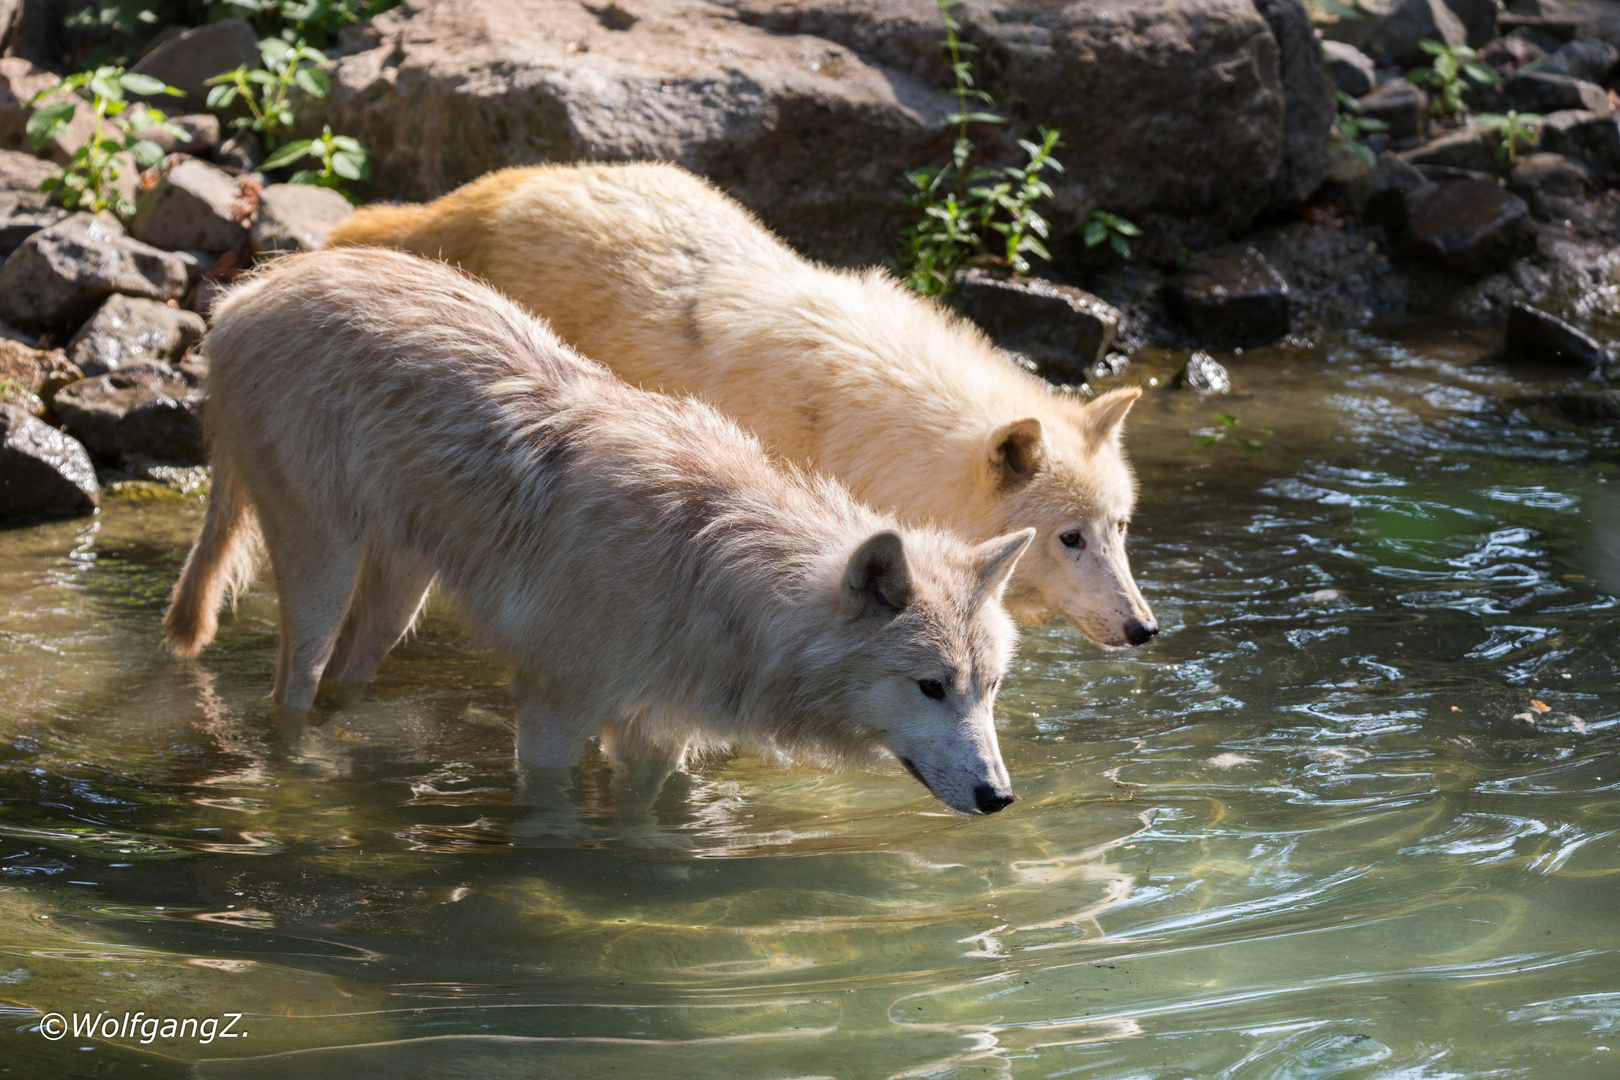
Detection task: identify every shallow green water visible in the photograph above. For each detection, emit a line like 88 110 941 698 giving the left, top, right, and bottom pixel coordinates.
1 325 1617 1079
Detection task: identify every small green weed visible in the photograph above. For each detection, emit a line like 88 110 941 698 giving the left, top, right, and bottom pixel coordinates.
1473 110 1542 163
1193 412 1267 454
261 125 372 201
1407 38 1500 118
27 67 188 216
1083 209 1141 260
1332 90 1389 168
205 37 329 152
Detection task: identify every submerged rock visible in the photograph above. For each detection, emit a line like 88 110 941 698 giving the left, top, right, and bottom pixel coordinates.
52 362 205 464
0 213 190 328
0 403 98 521
1164 245 1291 347
1503 302 1612 373
65 295 206 376
953 269 1120 384
1174 351 1231 394
131 160 249 255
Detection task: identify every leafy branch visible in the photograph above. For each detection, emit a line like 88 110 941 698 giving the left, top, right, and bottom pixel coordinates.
204 37 329 151
27 66 188 216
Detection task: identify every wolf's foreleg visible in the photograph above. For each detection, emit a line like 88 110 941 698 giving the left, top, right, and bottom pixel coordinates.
512 677 591 768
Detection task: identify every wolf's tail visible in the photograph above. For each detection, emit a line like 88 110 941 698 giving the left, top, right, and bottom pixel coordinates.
163 455 262 658
325 202 435 250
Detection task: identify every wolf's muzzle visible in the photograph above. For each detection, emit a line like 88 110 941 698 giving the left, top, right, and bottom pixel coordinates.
973 783 1014 814
1124 618 1159 646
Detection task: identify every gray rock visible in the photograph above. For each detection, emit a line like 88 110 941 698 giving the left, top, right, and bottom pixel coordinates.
130 160 249 254
129 19 261 112
329 0 1298 264
214 133 261 171
0 205 66 258
1174 351 1232 394
249 183 356 254
1396 178 1533 276
1254 0 1336 210
1443 0 1501 45
1320 0 1467 69
1502 71 1611 115
0 212 190 328
1503 302 1612 373
65 294 206 376
52 362 205 464
1508 151 1595 218
0 403 98 521
1543 39 1619 82
1401 123 1518 173
0 57 95 165
132 113 222 159
1358 79 1429 140
0 146 55 196
953 269 1120 384
0 0 21 55
1350 149 1427 204
168 248 218 286
1165 245 1291 347
1324 40 1378 98
1539 109 1620 171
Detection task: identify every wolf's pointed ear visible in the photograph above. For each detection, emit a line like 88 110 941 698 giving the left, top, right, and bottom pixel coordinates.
989 417 1044 481
975 528 1035 599
1082 387 1140 449
843 530 913 618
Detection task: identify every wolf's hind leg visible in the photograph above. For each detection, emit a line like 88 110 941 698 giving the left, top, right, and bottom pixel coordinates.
327 550 435 685
264 518 363 710
512 676 591 769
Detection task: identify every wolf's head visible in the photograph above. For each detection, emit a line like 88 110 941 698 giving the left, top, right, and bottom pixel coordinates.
821 526 1033 815
980 386 1158 648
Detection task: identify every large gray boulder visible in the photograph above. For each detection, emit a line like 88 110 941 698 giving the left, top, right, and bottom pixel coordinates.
327 0 1301 263
129 19 261 113
1324 41 1378 98
952 268 1119 384
66 294 206 376
249 183 355 254
0 403 98 521
1253 0 1336 211
0 213 191 328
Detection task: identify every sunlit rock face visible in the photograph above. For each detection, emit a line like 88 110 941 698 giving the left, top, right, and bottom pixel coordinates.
324 0 1316 265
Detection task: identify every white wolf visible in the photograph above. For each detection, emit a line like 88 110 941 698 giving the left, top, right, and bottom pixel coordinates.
327 162 1158 648
163 249 1036 815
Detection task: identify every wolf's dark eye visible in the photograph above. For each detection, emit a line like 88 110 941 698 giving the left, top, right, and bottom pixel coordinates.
917 679 946 701
1117 520 1128 534
1060 529 1085 549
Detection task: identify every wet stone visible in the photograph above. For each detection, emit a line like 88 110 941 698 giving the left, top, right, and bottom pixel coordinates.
953 269 1120 384
52 362 205 464
1357 80 1429 141
0 403 98 521
1395 179 1532 277
1503 302 1612 373
250 183 356 255
1502 71 1611 115
1174 350 1231 394
0 212 190 328
131 160 249 255
66 295 207 376
1164 244 1290 347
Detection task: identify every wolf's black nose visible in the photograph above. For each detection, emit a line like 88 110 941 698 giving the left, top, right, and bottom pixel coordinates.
973 784 1014 814
1124 618 1159 646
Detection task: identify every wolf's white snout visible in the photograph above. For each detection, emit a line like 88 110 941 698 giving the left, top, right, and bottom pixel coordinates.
854 527 1034 816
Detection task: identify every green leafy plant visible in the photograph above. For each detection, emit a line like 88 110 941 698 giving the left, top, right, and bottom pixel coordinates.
27 67 188 216
1332 89 1390 168
204 37 329 152
208 0 402 48
1474 110 1542 163
898 0 1067 295
1083 209 1141 260
1193 412 1266 454
261 125 371 200
1407 38 1500 118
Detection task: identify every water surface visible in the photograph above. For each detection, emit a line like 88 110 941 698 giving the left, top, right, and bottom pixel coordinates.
1 324 1617 1078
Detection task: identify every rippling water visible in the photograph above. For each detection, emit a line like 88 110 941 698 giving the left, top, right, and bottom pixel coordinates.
1 325 1617 1078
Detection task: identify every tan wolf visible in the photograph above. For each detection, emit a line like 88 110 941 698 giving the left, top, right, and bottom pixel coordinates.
163 248 1037 815
326 162 1158 648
